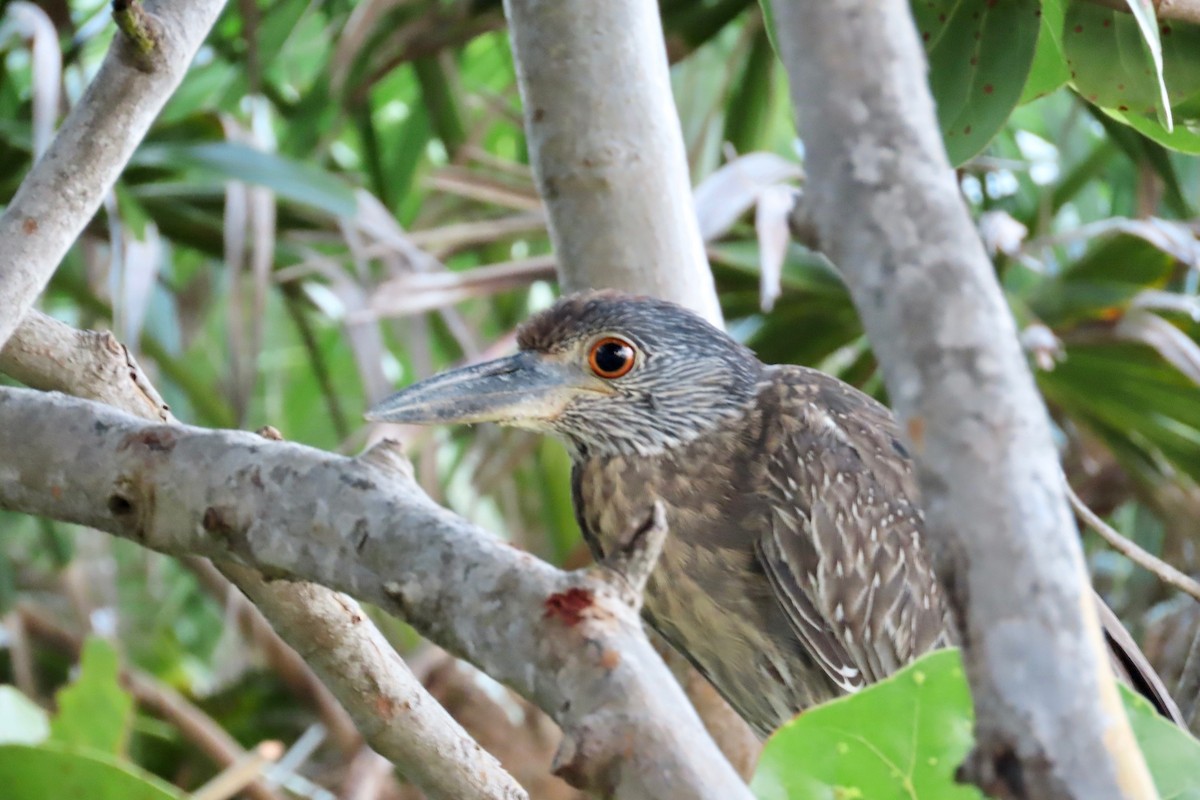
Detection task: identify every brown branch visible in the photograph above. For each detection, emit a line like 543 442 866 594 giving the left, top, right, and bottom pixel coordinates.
1066 482 1200 605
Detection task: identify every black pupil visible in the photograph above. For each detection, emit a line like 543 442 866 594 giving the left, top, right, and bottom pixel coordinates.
594 342 631 374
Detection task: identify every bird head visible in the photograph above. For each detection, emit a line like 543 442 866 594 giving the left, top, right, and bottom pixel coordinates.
366 291 763 456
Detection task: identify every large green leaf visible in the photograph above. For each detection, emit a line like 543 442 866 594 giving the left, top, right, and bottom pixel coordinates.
1063 1 1200 150
0 743 184 800
48 637 134 757
752 650 979 800
1122 686 1200 799
914 0 1041 165
753 649 1200 800
1020 0 1070 104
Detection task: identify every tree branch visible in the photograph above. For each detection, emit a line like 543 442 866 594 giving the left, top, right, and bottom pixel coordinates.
0 387 752 800
503 0 723 325
0 319 523 800
503 0 760 769
769 1 1156 798
1066 482 1200 605
0 0 229 351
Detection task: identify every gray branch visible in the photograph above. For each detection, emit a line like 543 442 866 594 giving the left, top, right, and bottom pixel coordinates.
0 316 524 800
770 1 1156 798
0 387 752 800
504 0 762 768
504 0 723 325
0 0 228 351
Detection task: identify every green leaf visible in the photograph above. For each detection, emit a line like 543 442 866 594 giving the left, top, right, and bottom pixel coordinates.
1121 685 1200 799
0 743 184 800
1019 0 1070 104
1103 106 1200 155
753 649 1200 800
0 687 50 745
1063 1 1200 149
914 0 1042 165
752 650 981 800
131 141 359 217
49 638 134 756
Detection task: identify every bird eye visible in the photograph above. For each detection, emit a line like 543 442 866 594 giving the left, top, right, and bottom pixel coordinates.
588 337 636 379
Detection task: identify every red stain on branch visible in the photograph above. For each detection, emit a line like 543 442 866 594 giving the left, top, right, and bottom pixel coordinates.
544 588 594 627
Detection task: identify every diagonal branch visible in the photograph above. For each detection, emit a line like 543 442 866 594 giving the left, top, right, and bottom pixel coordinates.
0 386 752 800
0 317 524 800
0 0 228 351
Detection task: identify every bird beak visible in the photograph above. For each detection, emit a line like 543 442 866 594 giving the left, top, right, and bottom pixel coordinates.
365 351 581 428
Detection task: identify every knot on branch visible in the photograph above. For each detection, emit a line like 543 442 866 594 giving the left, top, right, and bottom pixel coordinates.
787 191 822 254
551 727 617 796
111 0 165 72
356 438 415 481
591 501 667 612
959 742 1030 800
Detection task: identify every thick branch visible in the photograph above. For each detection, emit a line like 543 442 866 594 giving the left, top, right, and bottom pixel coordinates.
0 0 228 351
770 1 1155 798
0 318 521 800
0 388 751 800
503 0 759 768
503 0 722 325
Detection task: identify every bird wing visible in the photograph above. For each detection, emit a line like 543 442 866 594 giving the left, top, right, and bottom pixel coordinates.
754 366 950 690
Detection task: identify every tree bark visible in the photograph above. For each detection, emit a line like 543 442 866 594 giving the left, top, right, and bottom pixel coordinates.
503 0 761 770
0 0 227 351
770 1 1156 798
504 0 723 325
0 387 753 800
0 314 524 800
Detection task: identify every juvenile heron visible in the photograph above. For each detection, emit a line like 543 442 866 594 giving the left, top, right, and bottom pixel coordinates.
367 290 1181 736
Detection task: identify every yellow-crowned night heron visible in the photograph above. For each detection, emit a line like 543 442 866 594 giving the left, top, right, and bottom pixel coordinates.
367 290 1181 736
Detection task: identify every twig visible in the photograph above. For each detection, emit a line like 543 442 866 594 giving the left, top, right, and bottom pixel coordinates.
339 747 396 800
595 501 668 609
191 741 285 800
1176 624 1200 732
1065 482 1200 604
3 611 38 700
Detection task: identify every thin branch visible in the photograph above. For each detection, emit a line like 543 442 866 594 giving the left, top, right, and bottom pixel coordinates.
1066 482 1200 604
1177 625 1200 732
594 502 668 610
191 741 285 800
769 0 1155 797
183 556 364 756
0 0 230 351
0 387 752 800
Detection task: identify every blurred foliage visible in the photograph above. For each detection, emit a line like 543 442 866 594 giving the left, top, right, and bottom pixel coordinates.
0 0 1199 796
751 649 1200 800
